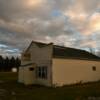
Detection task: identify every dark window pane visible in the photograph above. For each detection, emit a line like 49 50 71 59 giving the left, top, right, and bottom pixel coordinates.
92 66 96 71
29 67 34 71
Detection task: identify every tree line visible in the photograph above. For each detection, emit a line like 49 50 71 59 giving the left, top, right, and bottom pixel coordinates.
0 55 21 72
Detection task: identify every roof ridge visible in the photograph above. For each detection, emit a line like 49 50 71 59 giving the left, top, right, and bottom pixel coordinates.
32 40 53 45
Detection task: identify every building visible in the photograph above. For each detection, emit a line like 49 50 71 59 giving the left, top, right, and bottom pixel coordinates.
18 41 100 87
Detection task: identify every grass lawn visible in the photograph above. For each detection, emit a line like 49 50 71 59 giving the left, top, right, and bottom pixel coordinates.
0 72 100 100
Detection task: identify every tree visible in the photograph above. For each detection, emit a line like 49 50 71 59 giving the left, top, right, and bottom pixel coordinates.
0 55 21 72
15 57 21 68
89 47 95 55
0 56 3 71
4 57 10 71
10 57 16 68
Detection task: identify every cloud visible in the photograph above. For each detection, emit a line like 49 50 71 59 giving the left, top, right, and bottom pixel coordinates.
0 0 99 56
0 43 21 57
80 13 100 35
0 0 51 22
89 13 100 31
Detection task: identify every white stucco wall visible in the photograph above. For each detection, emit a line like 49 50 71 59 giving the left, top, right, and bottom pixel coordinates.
52 58 100 86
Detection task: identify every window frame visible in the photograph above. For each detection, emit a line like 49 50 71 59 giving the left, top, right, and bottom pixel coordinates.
36 66 48 79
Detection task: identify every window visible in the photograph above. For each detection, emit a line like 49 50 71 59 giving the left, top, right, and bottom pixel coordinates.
92 66 96 71
36 66 47 79
29 67 34 71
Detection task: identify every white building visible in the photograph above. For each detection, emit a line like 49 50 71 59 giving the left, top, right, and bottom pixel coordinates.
18 41 100 87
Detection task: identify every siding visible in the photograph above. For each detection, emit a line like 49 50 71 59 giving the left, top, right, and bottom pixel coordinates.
52 58 100 86
18 64 36 85
27 43 53 86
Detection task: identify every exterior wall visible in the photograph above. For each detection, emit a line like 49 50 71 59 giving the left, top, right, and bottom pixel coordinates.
23 65 36 85
22 43 53 86
18 67 24 83
52 58 100 86
18 64 36 85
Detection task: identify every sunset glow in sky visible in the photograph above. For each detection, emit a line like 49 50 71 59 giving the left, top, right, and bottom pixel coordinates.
26 0 43 7
0 0 100 56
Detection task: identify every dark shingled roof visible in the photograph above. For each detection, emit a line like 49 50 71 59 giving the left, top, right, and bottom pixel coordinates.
53 45 100 61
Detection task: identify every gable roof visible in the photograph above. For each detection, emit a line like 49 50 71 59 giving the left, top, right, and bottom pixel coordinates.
25 41 53 52
25 41 100 61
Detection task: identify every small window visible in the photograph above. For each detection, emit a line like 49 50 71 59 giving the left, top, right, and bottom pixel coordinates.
29 67 34 71
92 66 96 71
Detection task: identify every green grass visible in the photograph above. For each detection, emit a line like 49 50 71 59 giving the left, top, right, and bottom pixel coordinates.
0 72 100 100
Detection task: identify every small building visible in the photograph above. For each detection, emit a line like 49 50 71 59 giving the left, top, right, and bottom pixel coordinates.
18 41 100 87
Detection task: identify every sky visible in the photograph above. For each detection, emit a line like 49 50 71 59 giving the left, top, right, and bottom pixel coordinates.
0 0 100 57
